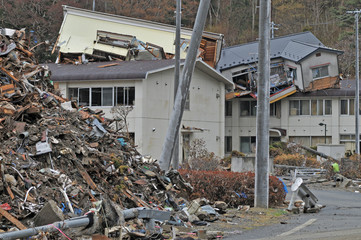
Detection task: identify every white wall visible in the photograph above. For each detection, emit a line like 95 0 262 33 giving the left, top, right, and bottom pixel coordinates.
300 51 339 89
142 68 226 160
57 66 227 161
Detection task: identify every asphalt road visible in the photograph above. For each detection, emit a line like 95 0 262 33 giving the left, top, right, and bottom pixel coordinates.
224 187 361 240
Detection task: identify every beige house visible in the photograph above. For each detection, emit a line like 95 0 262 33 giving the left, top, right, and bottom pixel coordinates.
47 60 234 162
55 5 223 67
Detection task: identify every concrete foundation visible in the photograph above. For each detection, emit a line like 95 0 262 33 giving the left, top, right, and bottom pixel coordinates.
231 156 274 173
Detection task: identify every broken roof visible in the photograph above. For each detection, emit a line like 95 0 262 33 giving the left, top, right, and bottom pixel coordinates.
45 59 234 87
217 31 343 71
291 79 358 97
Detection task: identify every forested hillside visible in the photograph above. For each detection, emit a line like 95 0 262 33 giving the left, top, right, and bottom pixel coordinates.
1 0 359 76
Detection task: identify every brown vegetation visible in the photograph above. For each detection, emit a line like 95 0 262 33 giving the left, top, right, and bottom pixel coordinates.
179 170 286 207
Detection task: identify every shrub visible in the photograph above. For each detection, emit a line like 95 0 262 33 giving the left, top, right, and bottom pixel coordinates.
183 138 220 171
274 153 320 168
179 170 286 207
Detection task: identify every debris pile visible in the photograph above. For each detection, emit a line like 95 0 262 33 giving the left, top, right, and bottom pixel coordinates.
0 28 213 240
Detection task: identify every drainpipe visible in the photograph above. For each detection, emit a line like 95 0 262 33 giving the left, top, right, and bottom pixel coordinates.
298 62 305 91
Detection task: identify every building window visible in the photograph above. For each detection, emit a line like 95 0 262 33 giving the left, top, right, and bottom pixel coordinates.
289 100 311 116
69 87 131 107
240 100 257 116
225 101 232 116
270 101 281 117
91 87 113 106
225 136 232 153
312 65 329 79
115 87 135 106
69 88 78 102
79 88 90 106
311 99 332 116
341 99 354 115
240 136 256 153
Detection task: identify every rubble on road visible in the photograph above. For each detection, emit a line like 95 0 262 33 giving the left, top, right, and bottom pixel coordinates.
0 28 230 240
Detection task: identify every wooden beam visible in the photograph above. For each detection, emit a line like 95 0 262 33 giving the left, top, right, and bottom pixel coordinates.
0 207 27 230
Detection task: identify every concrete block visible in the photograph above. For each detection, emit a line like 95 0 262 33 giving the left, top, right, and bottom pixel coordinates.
188 200 200 215
33 200 64 226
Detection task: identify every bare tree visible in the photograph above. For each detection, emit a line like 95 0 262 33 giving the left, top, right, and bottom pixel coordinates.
110 105 133 139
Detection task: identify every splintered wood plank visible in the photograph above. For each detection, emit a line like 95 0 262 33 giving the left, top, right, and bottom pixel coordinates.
6 186 14 200
0 207 27 230
76 163 103 193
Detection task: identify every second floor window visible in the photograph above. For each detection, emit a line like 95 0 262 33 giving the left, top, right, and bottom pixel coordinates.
240 100 257 116
225 101 232 116
289 100 310 115
290 99 332 116
341 99 355 115
311 100 332 115
312 65 329 79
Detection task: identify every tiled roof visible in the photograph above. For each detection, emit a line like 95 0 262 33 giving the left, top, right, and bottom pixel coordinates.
217 31 342 71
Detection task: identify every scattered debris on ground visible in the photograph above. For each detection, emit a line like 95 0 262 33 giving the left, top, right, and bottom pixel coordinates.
0 27 290 240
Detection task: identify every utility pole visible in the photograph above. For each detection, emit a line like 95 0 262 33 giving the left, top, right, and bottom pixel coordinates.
93 0 95 11
270 21 279 39
255 0 271 208
347 10 360 154
159 0 211 171
172 0 181 170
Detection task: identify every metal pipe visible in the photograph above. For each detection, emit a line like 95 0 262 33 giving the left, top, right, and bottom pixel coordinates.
254 0 271 208
159 0 211 170
0 215 92 240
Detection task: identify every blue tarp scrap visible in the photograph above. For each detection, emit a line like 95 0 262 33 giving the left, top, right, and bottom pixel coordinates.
117 138 127 146
234 191 247 198
277 177 288 194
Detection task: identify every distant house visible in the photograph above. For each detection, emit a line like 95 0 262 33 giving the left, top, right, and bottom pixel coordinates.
54 5 223 68
215 32 361 154
47 60 234 161
217 31 343 101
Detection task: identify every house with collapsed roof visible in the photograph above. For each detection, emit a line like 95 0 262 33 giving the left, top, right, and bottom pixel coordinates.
215 32 361 154
48 6 233 162
54 5 223 68
47 60 233 162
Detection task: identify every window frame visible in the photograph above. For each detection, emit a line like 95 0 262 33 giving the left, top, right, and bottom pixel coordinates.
115 86 135 106
68 86 133 107
240 100 257 117
311 65 329 80
225 136 232 153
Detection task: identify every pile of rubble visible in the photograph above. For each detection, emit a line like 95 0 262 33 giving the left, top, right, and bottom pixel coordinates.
0 28 229 240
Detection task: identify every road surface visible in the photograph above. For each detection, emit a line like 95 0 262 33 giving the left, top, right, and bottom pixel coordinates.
224 187 361 240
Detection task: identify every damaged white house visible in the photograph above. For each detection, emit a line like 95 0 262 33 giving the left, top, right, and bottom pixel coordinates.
215 32 361 153
47 6 233 162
